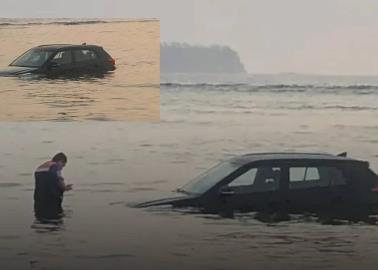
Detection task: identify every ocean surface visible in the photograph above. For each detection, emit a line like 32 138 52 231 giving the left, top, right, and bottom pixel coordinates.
0 18 160 121
2 20 378 268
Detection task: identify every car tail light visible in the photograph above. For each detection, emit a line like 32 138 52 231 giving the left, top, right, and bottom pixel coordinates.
371 186 378 192
108 58 115 65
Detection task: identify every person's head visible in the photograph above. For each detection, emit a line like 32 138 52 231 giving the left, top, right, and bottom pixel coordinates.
52 152 67 169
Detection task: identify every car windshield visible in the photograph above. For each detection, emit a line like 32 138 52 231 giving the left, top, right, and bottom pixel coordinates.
180 161 239 195
10 49 54 67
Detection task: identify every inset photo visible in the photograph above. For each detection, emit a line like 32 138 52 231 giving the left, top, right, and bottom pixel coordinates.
0 18 160 121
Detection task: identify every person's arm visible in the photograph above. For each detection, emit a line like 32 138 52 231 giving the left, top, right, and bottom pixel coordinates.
50 164 72 192
58 177 73 191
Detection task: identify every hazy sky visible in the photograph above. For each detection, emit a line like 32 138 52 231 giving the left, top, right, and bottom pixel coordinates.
2 0 378 75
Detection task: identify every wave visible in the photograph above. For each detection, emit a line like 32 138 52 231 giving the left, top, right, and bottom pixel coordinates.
160 82 378 93
0 20 107 26
0 18 158 26
160 82 249 88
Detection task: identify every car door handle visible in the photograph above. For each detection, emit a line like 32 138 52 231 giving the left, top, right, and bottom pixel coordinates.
220 190 235 196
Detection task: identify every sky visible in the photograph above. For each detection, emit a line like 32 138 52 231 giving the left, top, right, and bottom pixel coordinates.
1 0 378 75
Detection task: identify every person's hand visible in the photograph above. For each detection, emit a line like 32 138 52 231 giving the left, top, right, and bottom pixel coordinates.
65 184 73 191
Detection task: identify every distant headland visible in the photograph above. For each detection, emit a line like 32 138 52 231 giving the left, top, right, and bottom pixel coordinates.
161 43 246 74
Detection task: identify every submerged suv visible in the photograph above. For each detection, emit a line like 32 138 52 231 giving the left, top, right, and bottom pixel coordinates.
135 152 378 219
0 44 116 77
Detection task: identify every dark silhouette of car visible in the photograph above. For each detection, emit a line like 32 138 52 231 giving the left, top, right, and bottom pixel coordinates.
134 152 378 220
0 44 115 77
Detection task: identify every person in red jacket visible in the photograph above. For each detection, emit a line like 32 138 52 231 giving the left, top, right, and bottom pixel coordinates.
34 152 72 219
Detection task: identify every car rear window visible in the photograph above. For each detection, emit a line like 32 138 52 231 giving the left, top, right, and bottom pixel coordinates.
73 49 98 62
99 47 112 58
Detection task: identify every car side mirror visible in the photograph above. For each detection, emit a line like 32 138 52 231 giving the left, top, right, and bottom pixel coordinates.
219 186 235 196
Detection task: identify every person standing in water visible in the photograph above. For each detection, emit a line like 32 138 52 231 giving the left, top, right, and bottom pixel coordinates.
34 152 72 219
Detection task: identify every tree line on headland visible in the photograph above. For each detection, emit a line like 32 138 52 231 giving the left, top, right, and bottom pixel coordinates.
161 43 246 73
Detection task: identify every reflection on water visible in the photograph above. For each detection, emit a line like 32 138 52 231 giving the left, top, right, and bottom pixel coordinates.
31 218 64 234
0 19 160 121
32 199 71 234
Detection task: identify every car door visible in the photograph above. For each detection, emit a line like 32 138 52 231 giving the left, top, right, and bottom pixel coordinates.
73 48 101 73
47 50 75 75
218 163 283 212
285 161 348 213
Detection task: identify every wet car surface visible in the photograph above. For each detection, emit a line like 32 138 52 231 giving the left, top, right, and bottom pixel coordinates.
0 44 116 77
134 152 378 220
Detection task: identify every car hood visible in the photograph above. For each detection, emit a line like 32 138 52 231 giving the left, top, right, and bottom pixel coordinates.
0 66 39 76
131 193 198 208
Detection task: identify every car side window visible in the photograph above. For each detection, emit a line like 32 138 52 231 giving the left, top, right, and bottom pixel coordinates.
74 49 98 62
305 167 321 180
228 166 280 193
325 167 347 186
52 51 73 64
229 168 257 187
289 166 346 189
290 167 320 182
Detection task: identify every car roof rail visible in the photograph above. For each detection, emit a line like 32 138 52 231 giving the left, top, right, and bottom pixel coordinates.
38 44 72 46
336 152 347 157
37 44 73 47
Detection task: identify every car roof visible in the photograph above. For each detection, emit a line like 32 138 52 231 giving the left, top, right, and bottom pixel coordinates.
34 44 102 50
230 152 367 166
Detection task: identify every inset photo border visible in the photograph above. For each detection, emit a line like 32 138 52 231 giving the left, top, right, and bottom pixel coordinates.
0 19 160 121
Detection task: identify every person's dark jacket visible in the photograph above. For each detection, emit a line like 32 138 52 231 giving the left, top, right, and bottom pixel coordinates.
34 161 63 218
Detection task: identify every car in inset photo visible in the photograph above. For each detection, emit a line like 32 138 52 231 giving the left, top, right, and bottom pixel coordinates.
134 152 378 220
0 44 116 77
